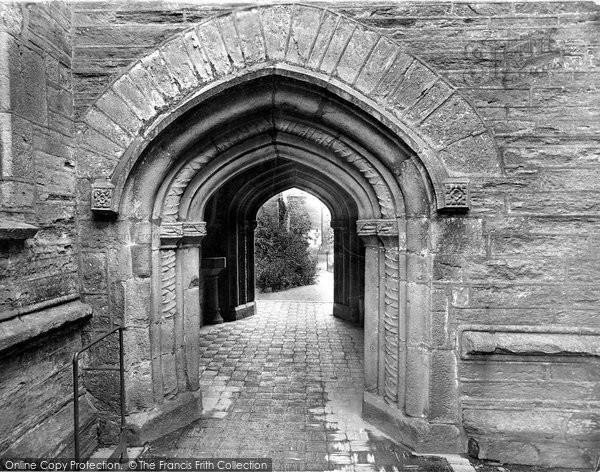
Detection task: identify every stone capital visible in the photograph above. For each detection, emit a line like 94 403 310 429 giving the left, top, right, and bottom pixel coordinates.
357 218 401 247
91 179 118 215
356 219 399 237
160 221 206 247
440 180 470 211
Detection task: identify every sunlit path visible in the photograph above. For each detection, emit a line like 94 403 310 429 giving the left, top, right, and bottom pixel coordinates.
256 270 334 302
142 301 451 472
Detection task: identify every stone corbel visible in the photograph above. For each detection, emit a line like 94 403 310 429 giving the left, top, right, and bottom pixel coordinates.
160 221 207 248
439 180 470 212
91 179 118 215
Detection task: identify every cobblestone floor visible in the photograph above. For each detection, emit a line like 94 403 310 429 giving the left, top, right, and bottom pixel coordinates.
143 301 452 471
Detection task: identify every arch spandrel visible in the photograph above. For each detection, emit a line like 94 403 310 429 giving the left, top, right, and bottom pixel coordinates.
79 4 501 217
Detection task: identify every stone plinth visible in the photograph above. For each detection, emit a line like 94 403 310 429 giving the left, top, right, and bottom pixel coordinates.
201 257 226 325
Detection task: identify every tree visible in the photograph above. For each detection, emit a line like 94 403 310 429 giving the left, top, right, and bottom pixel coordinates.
255 194 317 292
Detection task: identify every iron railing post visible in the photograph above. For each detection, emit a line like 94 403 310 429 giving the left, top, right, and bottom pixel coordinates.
72 326 126 463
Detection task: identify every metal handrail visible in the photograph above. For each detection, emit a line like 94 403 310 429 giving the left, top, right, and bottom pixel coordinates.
72 326 126 461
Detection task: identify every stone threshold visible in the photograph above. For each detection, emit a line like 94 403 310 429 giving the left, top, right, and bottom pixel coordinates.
0 299 92 353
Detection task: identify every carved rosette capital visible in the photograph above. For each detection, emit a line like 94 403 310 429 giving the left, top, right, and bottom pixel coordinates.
440 180 470 211
91 179 118 215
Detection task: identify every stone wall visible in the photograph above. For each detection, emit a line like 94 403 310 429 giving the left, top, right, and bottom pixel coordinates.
69 2 600 467
1 1 77 312
0 1 96 458
0 0 597 466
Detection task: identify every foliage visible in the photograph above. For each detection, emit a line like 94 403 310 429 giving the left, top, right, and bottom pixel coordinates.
255 195 317 292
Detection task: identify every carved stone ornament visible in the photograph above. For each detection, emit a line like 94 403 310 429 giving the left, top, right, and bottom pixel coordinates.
183 222 207 239
442 181 470 210
91 179 117 214
160 221 207 246
356 219 399 237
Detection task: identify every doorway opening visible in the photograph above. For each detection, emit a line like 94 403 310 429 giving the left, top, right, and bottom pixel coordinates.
200 150 366 326
255 189 334 304
106 69 455 453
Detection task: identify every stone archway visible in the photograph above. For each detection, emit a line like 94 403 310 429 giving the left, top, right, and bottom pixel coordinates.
76 4 501 454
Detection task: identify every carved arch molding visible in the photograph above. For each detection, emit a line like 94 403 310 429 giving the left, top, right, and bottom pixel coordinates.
77 4 501 455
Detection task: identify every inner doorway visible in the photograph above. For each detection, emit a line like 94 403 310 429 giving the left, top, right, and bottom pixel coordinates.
255 189 334 304
201 156 366 326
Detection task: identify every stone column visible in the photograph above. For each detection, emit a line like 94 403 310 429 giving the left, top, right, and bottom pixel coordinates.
347 229 363 320
404 217 430 418
357 219 405 410
332 219 352 320
245 220 258 304
231 219 257 320
356 230 381 395
236 222 247 309
159 221 206 396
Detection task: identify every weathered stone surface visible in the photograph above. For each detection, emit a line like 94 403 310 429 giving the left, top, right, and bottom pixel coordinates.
81 250 107 293
5 37 48 125
306 11 338 70
439 132 500 175
372 54 413 101
389 61 438 116
1 2 598 469
194 21 231 77
420 95 486 148
0 220 39 240
354 37 398 95
462 331 600 358
234 9 266 66
0 3 23 35
429 350 459 423
0 300 91 352
180 30 213 83
215 15 244 70
260 5 292 61
140 50 178 99
406 80 453 124
287 5 319 65
160 36 198 92
85 107 131 148
127 62 167 111
95 88 142 135
463 409 567 437
335 25 378 84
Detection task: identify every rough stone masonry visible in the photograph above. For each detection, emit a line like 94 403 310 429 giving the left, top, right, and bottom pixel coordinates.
0 0 599 469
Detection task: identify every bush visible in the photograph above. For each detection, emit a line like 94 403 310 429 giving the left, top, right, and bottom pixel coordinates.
255 195 317 292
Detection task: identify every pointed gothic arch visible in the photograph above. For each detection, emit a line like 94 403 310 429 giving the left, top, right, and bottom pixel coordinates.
77 4 502 454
